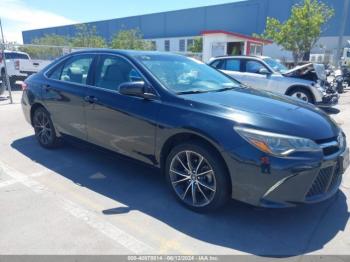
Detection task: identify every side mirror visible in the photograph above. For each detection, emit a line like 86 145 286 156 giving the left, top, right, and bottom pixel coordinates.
259 68 271 75
119 81 157 100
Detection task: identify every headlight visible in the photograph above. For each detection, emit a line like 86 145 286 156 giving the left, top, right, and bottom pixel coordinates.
234 126 321 157
338 131 346 149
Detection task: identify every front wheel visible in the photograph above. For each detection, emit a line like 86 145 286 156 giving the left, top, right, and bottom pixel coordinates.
165 141 230 212
288 87 314 104
33 107 60 149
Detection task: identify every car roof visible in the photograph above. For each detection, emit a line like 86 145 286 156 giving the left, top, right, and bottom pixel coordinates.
210 55 270 61
69 48 182 58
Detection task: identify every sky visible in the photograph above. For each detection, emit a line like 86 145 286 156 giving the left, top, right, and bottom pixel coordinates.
0 0 243 43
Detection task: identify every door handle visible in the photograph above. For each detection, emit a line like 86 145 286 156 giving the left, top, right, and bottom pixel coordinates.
84 95 98 104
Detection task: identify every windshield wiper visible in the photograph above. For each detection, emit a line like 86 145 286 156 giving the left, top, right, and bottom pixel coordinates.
177 90 209 95
214 87 236 92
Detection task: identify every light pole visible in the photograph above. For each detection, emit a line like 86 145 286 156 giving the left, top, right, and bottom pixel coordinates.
0 18 13 104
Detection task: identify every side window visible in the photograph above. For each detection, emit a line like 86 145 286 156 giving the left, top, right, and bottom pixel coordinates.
5 53 29 60
225 59 240 71
210 60 225 70
48 63 64 80
95 56 144 91
245 60 267 74
60 55 94 84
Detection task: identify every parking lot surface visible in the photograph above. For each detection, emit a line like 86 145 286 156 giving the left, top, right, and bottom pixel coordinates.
0 91 349 257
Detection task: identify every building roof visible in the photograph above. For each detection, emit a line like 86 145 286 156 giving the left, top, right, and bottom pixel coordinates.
22 0 346 44
200 30 273 44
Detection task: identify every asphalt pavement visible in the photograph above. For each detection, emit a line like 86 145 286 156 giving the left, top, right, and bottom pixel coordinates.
0 90 349 257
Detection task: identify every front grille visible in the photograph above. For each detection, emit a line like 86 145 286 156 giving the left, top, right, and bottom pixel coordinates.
329 162 341 190
306 165 341 198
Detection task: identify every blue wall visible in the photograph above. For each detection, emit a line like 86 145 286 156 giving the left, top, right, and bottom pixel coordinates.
22 0 348 44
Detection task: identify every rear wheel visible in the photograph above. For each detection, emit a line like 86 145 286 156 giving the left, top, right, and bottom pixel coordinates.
165 141 230 212
33 107 60 149
288 87 314 104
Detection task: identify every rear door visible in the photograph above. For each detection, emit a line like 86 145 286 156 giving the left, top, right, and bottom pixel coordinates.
43 54 95 140
85 54 158 165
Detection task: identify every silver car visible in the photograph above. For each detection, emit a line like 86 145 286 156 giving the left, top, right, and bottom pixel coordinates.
209 56 338 107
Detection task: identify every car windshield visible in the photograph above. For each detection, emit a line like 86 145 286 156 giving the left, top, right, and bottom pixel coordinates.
134 54 241 94
263 58 288 73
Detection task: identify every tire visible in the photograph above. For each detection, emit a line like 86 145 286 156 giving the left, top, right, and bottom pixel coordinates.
337 83 344 94
0 71 6 95
335 76 344 93
165 141 230 213
9 77 17 90
288 87 314 104
32 107 60 149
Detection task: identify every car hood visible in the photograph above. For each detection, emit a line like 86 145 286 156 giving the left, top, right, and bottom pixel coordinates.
182 88 339 141
283 63 327 81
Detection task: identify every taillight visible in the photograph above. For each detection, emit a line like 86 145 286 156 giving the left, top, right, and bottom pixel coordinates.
15 60 20 70
21 82 28 91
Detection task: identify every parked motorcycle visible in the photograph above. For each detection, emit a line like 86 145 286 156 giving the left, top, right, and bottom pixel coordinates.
334 75 345 93
341 66 350 87
325 65 345 94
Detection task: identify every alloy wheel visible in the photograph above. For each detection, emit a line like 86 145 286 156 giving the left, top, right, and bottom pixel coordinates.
34 110 53 146
291 91 309 102
169 150 216 207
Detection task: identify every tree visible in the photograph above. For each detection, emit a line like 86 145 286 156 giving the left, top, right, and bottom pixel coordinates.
19 25 107 59
110 28 152 50
71 24 107 48
18 34 70 59
188 37 203 53
260 0 334 64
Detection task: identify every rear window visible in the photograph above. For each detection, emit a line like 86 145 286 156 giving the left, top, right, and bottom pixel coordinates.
4 52 29 60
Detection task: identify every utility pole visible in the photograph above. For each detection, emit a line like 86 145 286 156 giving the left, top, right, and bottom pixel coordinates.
336 0 350 67
0 18 13 104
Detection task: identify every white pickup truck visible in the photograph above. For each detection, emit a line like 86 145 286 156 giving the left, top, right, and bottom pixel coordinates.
0 50 51 95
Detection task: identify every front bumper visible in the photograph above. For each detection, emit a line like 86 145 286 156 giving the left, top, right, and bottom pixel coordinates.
316 93 339 108
222 146 349 208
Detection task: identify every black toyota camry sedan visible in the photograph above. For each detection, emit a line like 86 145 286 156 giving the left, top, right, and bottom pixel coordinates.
21 49 349 212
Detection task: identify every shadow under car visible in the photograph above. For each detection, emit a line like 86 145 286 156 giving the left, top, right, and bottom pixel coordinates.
11 136 349 257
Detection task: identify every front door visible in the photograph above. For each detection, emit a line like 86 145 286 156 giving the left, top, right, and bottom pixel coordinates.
85 54 158 165
221 58 245 83
241 59 272 91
